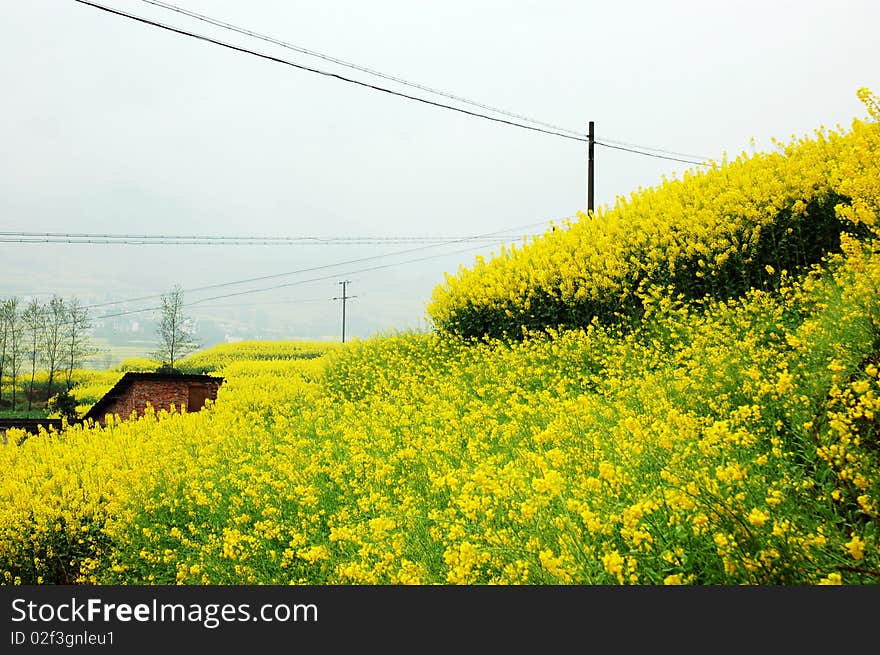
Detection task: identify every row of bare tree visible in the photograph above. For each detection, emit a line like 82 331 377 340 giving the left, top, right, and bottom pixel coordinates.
0 295 92 413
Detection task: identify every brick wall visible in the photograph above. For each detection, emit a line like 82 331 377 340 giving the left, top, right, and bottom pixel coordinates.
99 379 220 424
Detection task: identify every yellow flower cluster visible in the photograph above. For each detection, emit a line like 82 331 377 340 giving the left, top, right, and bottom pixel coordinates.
2 97 880 586
3 245 879 585
428 89 880 339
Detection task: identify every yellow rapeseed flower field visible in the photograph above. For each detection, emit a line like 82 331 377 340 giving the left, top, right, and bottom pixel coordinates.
428 89 880 340
1 91 878 585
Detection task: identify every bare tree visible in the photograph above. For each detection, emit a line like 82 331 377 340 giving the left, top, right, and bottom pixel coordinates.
42 295 66 402
153 285 199 370
2 299 23 411
63 297 92 391
22 299 44 412
0 299 8 407
0 298 16 408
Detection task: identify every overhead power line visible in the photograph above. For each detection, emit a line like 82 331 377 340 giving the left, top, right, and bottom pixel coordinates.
186 297 331 310
93 295 330 322
80 219 555 311
75 2 721 166
89 239 516 322
594 140 710 166
185 241 499 307
137 0 718 164
73 0 588 143
136 0 587 139
1 222 544 311
595 136 714 163
0 231 520 245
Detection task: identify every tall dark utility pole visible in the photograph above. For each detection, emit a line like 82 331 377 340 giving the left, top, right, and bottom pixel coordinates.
333 280 356 343
587 120 595 216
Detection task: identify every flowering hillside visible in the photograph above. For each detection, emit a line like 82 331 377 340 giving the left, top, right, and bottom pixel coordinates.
428 89 880 339
1 90 878 586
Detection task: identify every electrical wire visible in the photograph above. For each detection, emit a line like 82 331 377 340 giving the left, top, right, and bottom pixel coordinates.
136 0 588 139
134 0 722 162
75 3 723 167
595 136 714 163
89 239 512 320
594 140 710 166
187 241 498 306
186 297 331 310
73 0 589 143
80 218 554 310
0 231 519 245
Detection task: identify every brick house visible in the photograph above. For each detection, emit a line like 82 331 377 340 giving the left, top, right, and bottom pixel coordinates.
82 372 224 426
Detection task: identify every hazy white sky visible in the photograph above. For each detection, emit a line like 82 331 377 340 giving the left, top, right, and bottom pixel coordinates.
2 0 878 342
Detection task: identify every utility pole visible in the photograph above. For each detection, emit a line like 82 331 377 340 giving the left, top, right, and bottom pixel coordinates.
333 280 356 343
587 120 595 216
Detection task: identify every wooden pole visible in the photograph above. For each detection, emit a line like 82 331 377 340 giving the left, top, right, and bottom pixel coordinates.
588 120 595 216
